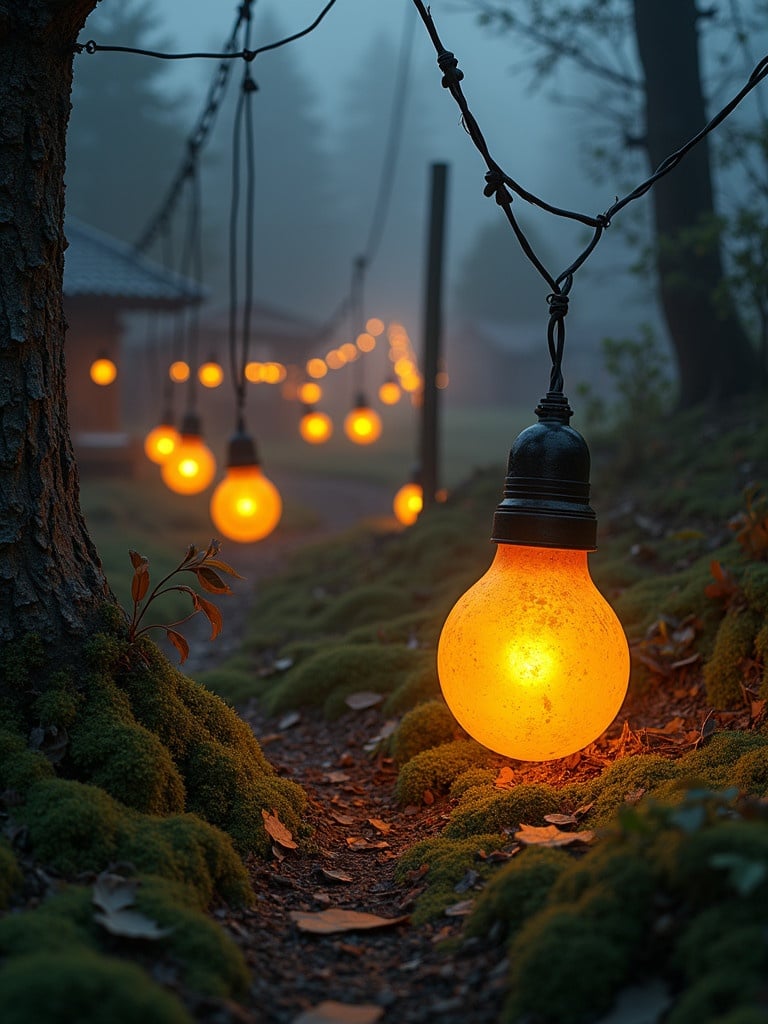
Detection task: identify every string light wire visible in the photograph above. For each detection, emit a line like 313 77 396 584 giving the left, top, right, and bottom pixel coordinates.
410 0 768 394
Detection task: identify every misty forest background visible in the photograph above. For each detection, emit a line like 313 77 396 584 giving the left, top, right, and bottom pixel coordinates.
67 1 768 460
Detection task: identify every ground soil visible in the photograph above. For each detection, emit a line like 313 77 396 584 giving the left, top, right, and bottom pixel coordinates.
179 473 761 1024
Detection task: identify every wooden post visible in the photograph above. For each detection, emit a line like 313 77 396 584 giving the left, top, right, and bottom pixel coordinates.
419 162 448 510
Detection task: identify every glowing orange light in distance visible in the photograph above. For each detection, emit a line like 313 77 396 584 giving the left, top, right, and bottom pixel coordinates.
161 435 216 495
144 422 180 465
326 350 345 370
210 465 282 543
90 358 117 386
298 381 322 404
169 360 190 383
198 360 224 388
378 379 401 405
366 317 385 337
306 358 328 379
299 409 333 444
356 332 376 353
344 405 382 445
393 482 423 526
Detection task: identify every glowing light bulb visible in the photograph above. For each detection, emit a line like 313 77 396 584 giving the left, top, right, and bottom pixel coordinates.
306 358 328 379
378 378 402 406
89 357 117 386
209 432 282 543
299 408 333 444
393 482 423 526
161 414 216 495
198 358 224 388
438 544 629 761
144 420 180 465
298 381 322 405
169 360 190 383
437 393 630 762
344 399 382 445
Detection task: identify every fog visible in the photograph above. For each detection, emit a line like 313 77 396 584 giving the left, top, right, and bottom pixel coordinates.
72 0 668 409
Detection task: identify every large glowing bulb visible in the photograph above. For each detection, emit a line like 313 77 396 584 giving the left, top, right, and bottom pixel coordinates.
393 482 423 525
344 403 382 445
89 357 117 386
161 432 216 495
144 422 180 465
210 465 282 543
299 408 333 444
438 544 629 761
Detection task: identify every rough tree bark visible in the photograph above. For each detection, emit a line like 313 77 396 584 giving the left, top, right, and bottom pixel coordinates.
0 0 111 645
634 0 759 408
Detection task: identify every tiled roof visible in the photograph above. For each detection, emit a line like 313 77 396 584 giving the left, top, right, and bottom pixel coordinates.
63 217 204 307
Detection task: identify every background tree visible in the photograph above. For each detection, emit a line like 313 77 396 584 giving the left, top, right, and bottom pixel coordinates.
66 0 188 244
465 0 766 407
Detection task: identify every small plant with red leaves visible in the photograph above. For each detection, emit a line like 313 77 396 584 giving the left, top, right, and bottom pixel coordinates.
127 540 243 663
729 484 768 561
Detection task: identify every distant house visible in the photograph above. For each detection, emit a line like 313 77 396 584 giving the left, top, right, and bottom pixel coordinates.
63 217 202 476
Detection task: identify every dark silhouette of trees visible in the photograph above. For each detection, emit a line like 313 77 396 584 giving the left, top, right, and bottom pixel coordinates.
467 0 765 407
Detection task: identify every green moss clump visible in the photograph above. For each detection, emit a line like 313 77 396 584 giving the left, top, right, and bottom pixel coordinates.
504 906 629 1024
587 754 679 825
676 732 768 790
69 690 186 816
449 768 497 799
20 779 252 906
0 951 191 1024
731 747 768 796
674 903 767 980
660 819 768 905
264 642 427 716
395 832 507 923
390 701 460 766
22 779 123 875
466 846 570 943
382 663 441 715
0 839 22 909
313 584 413 634
445 783 561 838
664 971 763 1024
0 728 53 793
704 608 764 707
395 739 494 806
134 876 249 997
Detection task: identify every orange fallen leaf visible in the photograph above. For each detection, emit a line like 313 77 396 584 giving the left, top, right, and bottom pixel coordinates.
367 818 391 835
261 809 297 850
494 766 515 789
320 868 354 884
288 908 408 935
291 1001 383 1024
514 823 594 848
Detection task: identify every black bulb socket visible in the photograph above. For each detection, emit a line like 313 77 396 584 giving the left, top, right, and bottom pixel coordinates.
226 430 260 469
179 411 203 438
491 392 597 551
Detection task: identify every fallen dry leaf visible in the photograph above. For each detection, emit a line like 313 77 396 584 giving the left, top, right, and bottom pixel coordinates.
291 1002 384 1024
262 809 298 850
494 766 515 789
543 813 579 826
288 908 408 935
367 818 391 835
514 823 594 848
344 692 384 711
331 811 356 826
278 711 301 730
346 837 390 851
325 770 351 784
94 907 173 941
92 873 139 914
320 868 354 884
444 898 475 917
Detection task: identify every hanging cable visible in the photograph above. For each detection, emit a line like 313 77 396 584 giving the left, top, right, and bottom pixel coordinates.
410 0 768 394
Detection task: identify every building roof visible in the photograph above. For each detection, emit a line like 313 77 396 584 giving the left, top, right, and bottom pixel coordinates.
63 218 204 308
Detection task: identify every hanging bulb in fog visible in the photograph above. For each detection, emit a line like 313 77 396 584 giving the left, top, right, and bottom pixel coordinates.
209 431 282 543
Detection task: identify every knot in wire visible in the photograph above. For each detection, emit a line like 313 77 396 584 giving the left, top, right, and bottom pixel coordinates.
242 49 256 63
242 72 258 93
483 170 513 207
437 49 463 89
545 291 569 394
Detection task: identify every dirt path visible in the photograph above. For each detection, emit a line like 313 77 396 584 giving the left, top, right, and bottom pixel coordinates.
222 702 508 1024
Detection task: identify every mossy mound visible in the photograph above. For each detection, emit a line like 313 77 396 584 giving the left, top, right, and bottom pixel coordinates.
382 663 441 715
395 739 495 806
445 782 563 838
390 700 461 766
394 832 507 923
263 642 429 717
0 950 192 1024
0 839 22 909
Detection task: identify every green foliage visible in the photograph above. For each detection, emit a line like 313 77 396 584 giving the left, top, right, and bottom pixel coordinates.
395 832 506 923
0 951 191 1024
504 905 629 1024
466 846 570 943
448 767 497 799
0 840 22 909
0 728 53 793
264 642 428 717
445 783 563 838
587 754 679 825
664 971 764 1024
394 739 495 806
390 700 460 766
704 606 764 707
676 732 768 791
312 584 414 635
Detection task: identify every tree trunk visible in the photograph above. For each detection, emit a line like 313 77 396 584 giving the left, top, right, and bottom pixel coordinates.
0 1 112 645
633 0 758 408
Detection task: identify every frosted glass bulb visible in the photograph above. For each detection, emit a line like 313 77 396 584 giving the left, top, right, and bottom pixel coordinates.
144 423 180 465
161 435 216 495
438 544 630 762
393 482 423 526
